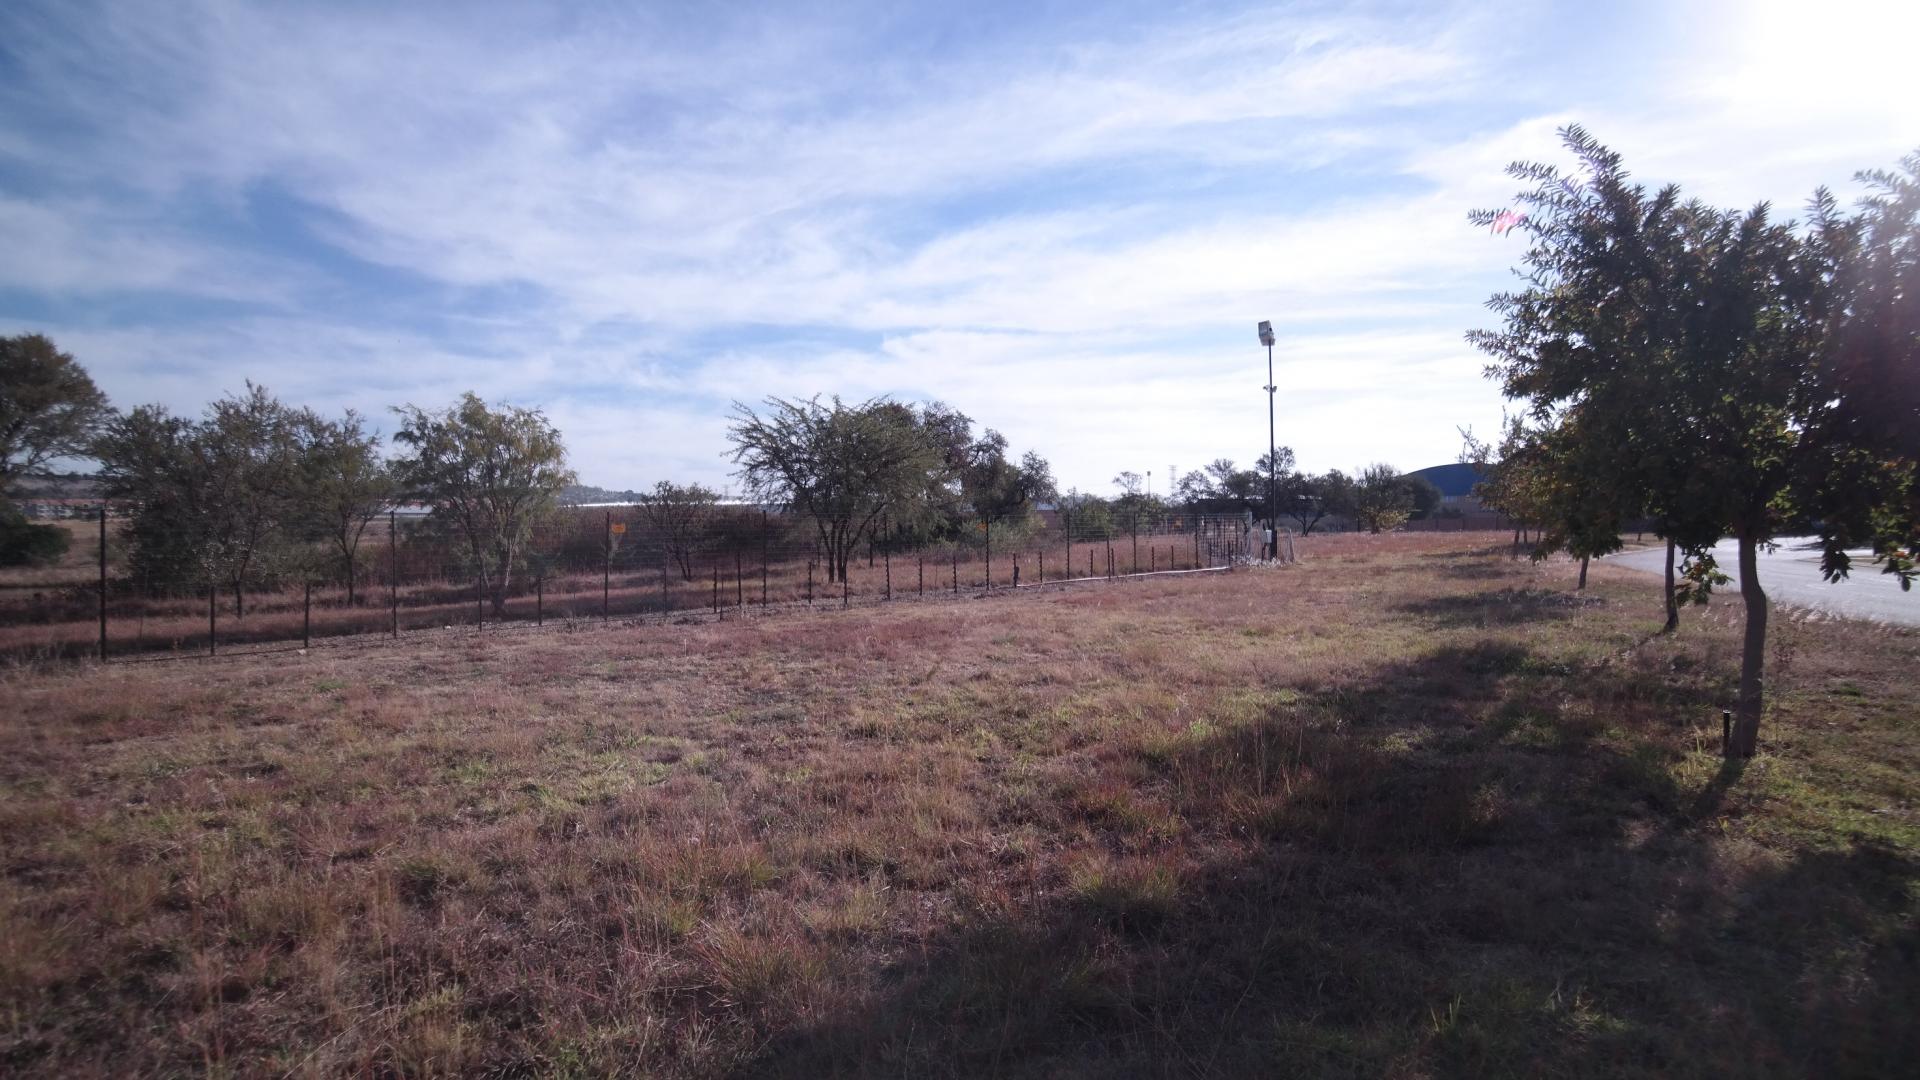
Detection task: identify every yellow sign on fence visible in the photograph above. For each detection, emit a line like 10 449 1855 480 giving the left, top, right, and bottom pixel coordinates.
610 523 626 534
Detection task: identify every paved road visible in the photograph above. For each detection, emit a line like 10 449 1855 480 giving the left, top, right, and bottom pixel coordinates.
1608 537 1919 627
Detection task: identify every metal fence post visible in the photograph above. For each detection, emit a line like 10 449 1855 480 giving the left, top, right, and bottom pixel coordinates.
761 511 769 607
984 520 991 591
807 559 814 606
918 555 924 596
712 562 719 615
604 510 612 622
735 551 743 608
842 560 849 608
661 555 669 615
303 580 311 649
208 581 216 656
884 543 891 600
952 548 958 593
1039 549 1044 583
389 508 398 639
537 574 544 626
97 507 107 660
478 573 485 630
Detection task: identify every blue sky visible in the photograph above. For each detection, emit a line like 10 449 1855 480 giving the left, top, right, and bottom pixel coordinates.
3 0 1916 493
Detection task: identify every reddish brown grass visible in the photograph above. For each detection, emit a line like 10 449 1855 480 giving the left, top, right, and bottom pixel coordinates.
0 532 1913 1077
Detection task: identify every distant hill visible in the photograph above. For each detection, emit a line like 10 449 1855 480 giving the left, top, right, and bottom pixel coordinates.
1404 462 1486 499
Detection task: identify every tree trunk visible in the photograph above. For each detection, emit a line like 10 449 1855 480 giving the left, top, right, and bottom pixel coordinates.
1728 533 1767 759
1662 538 1678 632
1511 526 1522 558
491 546 512 615
233 581 245 619
1577 554 1589 590
346 561 357 606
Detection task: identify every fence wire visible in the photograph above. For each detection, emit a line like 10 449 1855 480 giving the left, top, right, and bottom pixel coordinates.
3 508 1270 662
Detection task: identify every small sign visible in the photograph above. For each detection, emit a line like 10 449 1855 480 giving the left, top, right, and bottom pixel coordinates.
610 523 627 534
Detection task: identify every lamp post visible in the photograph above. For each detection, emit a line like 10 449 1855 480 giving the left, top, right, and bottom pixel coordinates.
1257 320 1278 560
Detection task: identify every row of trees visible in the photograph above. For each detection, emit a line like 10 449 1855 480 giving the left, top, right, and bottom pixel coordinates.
1466 128 1918 757
727 396 1054 582
95 387 574 615
0 339 577 614
1171 454 1443 534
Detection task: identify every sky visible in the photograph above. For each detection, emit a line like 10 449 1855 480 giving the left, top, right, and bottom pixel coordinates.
2 0 1916 495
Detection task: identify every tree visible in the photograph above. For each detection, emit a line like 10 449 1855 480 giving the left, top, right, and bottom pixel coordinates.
1471 126 1919 757
0 502 69 566
1798 154 1920 586
95 384 301 612
291 410 394 604
961 431 1056 534
1404 473 1445 522
1350 463 1413 533
392 393 574 615
637 480 721 581
728 396 941 583
1 333 113 497
1057 488 1115 541
1277 470 1350 534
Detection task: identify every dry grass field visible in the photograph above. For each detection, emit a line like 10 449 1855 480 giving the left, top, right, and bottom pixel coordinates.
2 532 1914 1077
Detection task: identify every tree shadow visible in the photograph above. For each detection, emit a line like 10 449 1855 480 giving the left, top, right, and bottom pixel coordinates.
1393 587 1603 629
739 640 1915 1078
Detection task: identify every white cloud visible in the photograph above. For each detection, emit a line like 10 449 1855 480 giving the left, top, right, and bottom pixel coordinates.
3 0 1916 492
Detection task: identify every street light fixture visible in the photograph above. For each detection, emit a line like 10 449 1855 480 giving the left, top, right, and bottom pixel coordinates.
1257 320 1277 560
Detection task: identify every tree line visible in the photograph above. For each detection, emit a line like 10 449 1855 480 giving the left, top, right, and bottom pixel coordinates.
1465 128 1918 758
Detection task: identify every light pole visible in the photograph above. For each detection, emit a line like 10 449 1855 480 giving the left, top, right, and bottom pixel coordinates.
1257 320 1278 560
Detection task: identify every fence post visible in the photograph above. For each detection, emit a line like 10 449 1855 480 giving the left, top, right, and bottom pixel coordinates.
1039 549 1044 584
985 520 991 591
604 510 612 623
842 560 849 609
807 559 814 606
735 551 743 608
97 506 107 661
303 580 311 649
661 555 669 615
918 555 924 596
712 562 719 616
884 544 891 600
537 574 544 626
389 508 398 639
208 581 216 656
761 511 770 607
478 573 484 630
952 548 958 593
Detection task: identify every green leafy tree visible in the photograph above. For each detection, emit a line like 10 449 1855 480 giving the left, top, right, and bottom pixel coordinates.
291 410 394 603
961 430 1056 535
1276 469 1350 534
637 480 722 581
393 393 574 615
1350 463 1413 534
1471 126 1918 757
728 396 941 583
1 333 113 497
96 384 301 612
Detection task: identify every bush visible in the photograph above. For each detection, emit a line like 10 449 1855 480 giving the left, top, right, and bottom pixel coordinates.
0 506 71 566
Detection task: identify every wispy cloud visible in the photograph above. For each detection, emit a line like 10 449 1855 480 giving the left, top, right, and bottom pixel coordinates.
2 0 1915 490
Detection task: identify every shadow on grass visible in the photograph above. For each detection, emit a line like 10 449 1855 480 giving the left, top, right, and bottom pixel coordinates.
742 640 1917 1079
1393 587 1603 629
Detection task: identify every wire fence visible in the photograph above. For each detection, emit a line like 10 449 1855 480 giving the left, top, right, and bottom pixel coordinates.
1 508 1270 663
